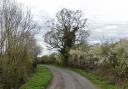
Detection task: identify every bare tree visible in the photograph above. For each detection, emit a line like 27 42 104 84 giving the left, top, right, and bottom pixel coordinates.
0 0 40 88
45 8 89 65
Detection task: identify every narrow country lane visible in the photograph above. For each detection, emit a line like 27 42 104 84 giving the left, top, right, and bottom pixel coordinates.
46 65 98 89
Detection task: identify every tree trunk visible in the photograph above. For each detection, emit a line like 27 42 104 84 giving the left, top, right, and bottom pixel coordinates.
62 52 70 66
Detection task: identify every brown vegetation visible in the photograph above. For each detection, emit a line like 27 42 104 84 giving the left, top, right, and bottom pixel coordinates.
0 0 41 89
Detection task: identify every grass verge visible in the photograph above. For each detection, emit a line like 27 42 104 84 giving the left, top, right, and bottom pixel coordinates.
19 65 52 89
70 68 122 89
55 64 123 89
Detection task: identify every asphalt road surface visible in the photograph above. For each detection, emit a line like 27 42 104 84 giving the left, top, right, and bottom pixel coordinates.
46 65 98 89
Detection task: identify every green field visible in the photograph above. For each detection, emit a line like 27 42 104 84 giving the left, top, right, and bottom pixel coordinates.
19 65 52 89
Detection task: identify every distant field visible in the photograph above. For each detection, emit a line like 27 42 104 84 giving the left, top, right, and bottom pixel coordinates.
19 65 52 89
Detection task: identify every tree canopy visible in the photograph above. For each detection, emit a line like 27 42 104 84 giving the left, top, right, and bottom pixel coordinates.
45 8 89 65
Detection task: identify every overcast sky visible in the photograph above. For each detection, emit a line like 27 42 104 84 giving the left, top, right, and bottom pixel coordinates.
17 0 128 55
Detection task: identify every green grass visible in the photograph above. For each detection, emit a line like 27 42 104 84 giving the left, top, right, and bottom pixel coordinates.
55 64 123 89
19 65 52 89
69 68 124 89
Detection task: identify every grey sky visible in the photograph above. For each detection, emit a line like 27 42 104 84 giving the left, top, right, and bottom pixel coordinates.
17 0 128 55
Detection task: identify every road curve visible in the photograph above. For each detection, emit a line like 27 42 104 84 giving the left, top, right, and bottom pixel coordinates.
46 65 98 89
